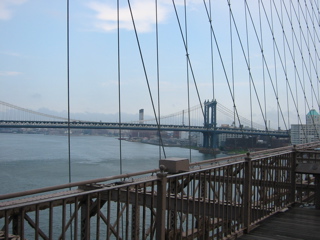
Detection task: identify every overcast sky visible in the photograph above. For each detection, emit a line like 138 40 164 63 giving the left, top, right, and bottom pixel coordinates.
0 0 318 128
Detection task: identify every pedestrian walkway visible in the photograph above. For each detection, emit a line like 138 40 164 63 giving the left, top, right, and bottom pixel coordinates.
239 206 320 240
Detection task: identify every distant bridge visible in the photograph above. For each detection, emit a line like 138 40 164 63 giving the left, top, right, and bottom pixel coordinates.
0 120 289 137
0 100 290 148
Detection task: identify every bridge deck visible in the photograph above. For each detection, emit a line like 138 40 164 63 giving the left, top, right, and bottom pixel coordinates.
239 206 320 240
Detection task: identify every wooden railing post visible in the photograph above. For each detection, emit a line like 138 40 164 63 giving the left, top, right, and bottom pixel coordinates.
291 145 297 204
81 195 90 240
315 175 320 209
244 152 252 233
156 165 167 240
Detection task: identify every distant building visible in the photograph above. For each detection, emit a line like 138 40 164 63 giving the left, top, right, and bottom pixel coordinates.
291 109 320 144
180 131 189 139
219 132 243 147
218 124 244 147
306 109 320 125
139 109 144 124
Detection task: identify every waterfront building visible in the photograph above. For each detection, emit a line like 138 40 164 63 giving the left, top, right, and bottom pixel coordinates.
218 132 243 147
291 109 320 144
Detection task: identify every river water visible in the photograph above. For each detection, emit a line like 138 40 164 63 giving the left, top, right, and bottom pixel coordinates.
0 133 219 195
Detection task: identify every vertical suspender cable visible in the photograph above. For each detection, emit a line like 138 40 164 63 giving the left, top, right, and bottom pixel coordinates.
246 1 290 133
300 2 307 122
310 0 320 111
316 0 320 110
271 1 280 129
184 0 192 162
318 0 320 112
117 0 123 174
312 2 320 111
209 0 215 101
229 1 235 128
268 0 314 138
280 2 290 128
155 0 162 160
229 1 236 151
244 1 253 130
298 3 307 121
305 2 313 109
117 2 124 237
127 0 166 158
259 1 303 135
316 2 320 112
203 0 244 135
258 0 268 129
235 1 274 136
314 1 320 111
66 0 73 238
66 0 71 185
305 1 319 108
290 2 299 124
284 1 320 122
172 0 205 118
288 1 320 110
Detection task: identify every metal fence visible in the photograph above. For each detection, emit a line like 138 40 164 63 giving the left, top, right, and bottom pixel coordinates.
1 142 319 239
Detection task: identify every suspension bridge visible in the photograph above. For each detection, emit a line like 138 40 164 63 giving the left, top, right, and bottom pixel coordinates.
1 0 320 239
0 100 281 130
0 100 289 149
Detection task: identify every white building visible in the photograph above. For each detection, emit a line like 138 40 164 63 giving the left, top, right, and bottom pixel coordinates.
218 133 243 147
291 109 320 145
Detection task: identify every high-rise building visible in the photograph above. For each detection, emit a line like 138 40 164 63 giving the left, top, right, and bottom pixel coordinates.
306 109 320 125
291 109 320 144
139 109 144 124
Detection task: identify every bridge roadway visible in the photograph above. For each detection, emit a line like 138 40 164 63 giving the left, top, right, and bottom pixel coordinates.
0 120 289 137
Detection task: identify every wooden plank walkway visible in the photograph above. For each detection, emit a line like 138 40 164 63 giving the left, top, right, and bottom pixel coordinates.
239 207 320 240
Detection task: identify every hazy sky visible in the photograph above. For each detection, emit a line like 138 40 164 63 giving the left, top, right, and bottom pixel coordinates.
0 0 318 128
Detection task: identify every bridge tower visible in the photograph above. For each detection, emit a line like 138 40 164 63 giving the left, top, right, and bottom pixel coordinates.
202 100 218 149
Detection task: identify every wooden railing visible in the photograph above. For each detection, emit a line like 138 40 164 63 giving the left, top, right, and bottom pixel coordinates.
1 142 319 239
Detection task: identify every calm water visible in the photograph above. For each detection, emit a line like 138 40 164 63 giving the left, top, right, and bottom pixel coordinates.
0 133 217 195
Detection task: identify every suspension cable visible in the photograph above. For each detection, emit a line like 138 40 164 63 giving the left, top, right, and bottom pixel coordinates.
268 0 319 138
117 0 123 174
261 0 314 140
66 0 71 185
285 1 320 108
202 0 244 134
258 0 268 129
270 0 281 130
245 1 289 132
209 0 215 101
229 0 269 134
183 0 192 162
0 101 74 121
290 2 300 125
127 0 166 158
309 0 320 108
244 0 253 131
229 1 235 127
171 0 205 118
66 0 73 238
155 0 162 160
280 1 290 128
